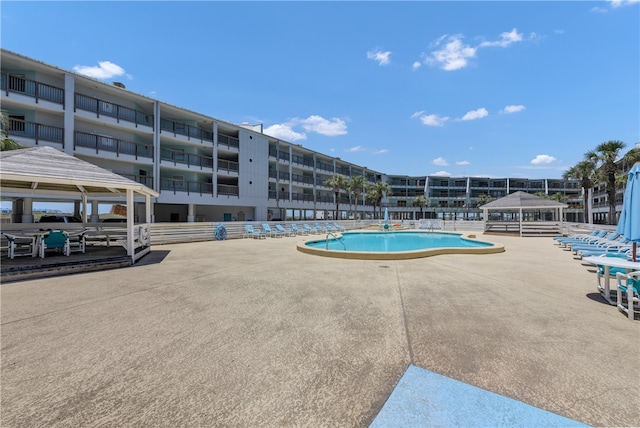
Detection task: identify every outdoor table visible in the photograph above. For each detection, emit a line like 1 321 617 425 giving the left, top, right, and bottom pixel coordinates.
582 256 640 305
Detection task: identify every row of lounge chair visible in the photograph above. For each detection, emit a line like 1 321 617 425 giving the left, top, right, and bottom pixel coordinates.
243 223 349 239
553 229 639 320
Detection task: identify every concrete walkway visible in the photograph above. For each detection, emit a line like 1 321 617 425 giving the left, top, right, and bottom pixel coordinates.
1 232 639 427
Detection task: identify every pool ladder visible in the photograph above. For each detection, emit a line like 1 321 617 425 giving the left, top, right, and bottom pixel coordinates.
326 232 346 251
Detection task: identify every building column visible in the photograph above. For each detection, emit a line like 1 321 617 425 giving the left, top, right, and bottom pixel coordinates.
90 200 100 223
22 197 34 223
187 203 195 222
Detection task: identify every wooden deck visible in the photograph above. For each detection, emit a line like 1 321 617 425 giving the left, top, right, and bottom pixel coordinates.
1 245 132 283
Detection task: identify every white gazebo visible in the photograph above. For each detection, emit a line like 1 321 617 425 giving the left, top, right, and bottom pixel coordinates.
0 146 159 262
480 191 567 237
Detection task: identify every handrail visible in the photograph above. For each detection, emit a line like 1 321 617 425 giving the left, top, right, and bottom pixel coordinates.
326 232 346 251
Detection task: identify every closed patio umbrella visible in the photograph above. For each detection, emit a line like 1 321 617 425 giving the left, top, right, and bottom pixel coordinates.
384 208 389 223
616 162 640 261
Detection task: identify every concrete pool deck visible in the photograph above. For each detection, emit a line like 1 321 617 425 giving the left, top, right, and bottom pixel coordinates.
1 231 639 427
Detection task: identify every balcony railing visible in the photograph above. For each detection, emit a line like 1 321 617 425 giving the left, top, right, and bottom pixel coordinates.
7 118 63 146
278 152 290 162
217 133 239 149
269 147 277 157
160 179 213 196
160 148 213 169
120 173 154 188
75 93 153 128
218 184 239 197
160 119 212 142
217 159 239 173
317 195 334 203
278 171 290 181
292 192 314 202
316 162 333 172
292 154 314 168
1 73 65 106
75 131 153 159
291 173 315 185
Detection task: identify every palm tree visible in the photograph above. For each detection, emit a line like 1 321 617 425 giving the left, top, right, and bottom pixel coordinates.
348 175 365 221
476 193 491 208
585 140 626 225
563 160 596 224
324 174 347 221
365 180 392 219
412 195 427 219
0 111 21 151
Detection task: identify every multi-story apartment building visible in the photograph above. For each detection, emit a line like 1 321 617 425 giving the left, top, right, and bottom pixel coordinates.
1 49 591 224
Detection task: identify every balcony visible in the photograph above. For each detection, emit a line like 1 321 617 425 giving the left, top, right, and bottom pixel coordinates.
292 192 314 202
160 119 212 142
268 190 290 200
316 162 333 173
217 133 239 149
291 173 315 186
120 173 154 188
218 184 239 197
75 131 153 159
292 154 314 168
160 179 213 196
160 148 213 169
1 73 65 106
217 159 239 174
6 118 63 146
75 93 153 128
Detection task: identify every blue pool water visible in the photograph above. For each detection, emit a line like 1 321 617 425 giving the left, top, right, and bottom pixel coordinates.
305 232 492 252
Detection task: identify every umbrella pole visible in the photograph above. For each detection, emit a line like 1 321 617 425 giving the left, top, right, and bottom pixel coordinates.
634 242 637 263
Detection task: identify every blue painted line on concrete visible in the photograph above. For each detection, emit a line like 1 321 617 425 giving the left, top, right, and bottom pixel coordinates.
370 365 589 428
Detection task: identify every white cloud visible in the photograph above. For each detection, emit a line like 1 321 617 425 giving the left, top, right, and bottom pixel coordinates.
432 170 451 177
479 28 523 48
427 34 477 71
263 124 306 141
530 154 557 165
293 115 348 136
73 61 129 79
373 149 389 154
501 104 526 114
416 113 449 127
460 108 489 121
608 0 640 7
367 49 392 66
346 145 365 153
265 115 347 141
412 61 422 70
432 157 449 166
456 160 470 166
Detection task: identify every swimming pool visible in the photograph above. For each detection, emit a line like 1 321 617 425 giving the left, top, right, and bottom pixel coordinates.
297 231 504 260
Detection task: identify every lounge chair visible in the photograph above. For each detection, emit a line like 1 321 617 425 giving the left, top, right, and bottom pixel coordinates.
262 224 283 238
244 225 266 239
324 222 338 232
554 229 601 243
39 230 70 258
616 271 640 320
291 224 308 235
275 224 295 237
571 235 629 254
2 232 36 259
302 224 316 234
313 223 327 233
557 230 609 247
333 222 349 231
578 247 633 260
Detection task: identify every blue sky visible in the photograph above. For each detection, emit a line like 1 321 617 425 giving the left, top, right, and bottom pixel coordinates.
2 0 639 181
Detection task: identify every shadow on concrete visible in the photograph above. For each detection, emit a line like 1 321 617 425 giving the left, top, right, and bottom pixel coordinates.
131 250 171 267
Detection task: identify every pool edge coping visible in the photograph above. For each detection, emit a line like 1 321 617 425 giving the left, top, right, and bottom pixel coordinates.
296 230 505 260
